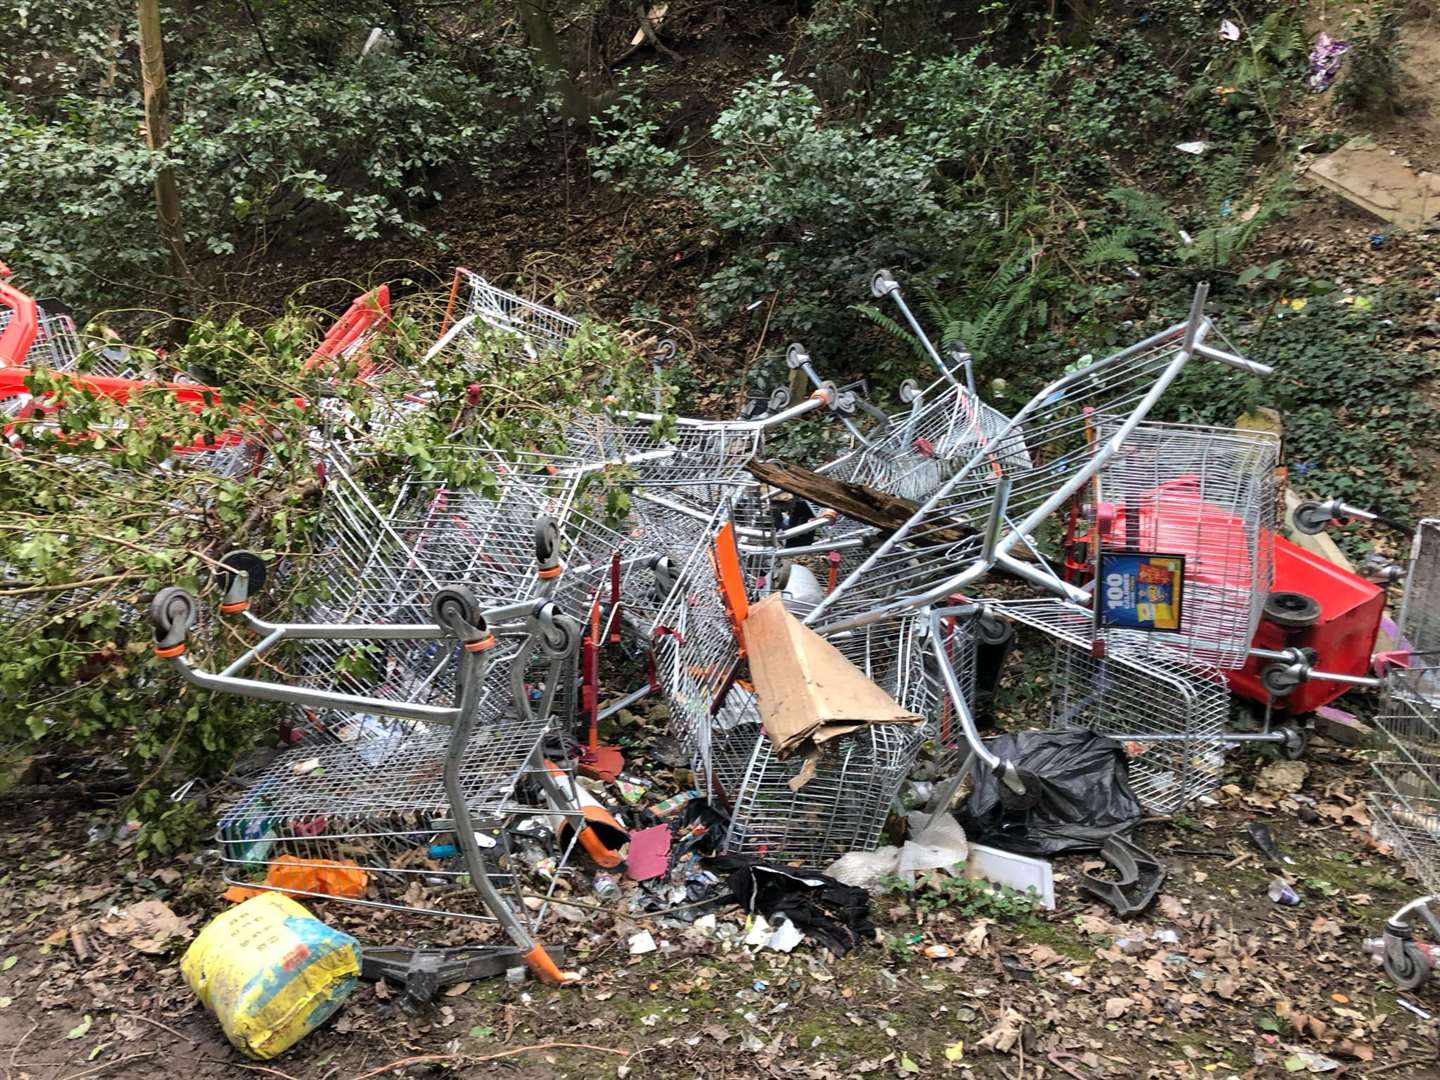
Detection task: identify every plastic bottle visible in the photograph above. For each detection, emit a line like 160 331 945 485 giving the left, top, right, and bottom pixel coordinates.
593 872 621 901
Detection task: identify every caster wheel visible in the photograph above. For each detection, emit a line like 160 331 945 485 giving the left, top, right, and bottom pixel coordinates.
150 587 197 641
541 614 581 659
431 587 483 633
976 611 1014 647
534 516 559 566
217 550 267 599
1278 726 1308 760
1383 940 1432 991
1260 662 1301 698
785 343 810 370
768 387 790 412
1292 501 1334 536
1264 591 1321 630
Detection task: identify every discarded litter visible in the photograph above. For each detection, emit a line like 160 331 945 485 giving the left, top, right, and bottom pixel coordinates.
956 729 1143 856
183 893 360 1060
1268 878 1301 906
81 257 1427 1008
1307 32 1351 92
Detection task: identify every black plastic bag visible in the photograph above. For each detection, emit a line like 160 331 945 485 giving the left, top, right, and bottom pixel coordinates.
956 729 1142 856
713 856 873 956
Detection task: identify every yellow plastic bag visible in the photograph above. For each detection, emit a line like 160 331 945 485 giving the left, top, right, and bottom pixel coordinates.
181 892 360 1060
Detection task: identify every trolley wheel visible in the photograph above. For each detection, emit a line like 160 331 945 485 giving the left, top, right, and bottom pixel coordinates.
975 610 1013 647
541 614 582 658
534 516 559 566
784 343 810 371
1292 500 1335 536
1383 940 1432 990
150 587 197 644
651 556 678 602
768 387 791 412
899 379 921 405
1264 591 1322 630
217 550 267 599
870 269 898 298
653 339 677 365
431 587 484 635
1278 726 1309 760
1260 662 1303 697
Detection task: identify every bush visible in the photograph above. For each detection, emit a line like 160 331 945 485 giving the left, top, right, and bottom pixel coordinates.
0 51 553 307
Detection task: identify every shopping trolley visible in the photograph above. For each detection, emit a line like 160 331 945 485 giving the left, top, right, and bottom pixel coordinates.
150 565 590 987
1371 519 1440 990
806 284 1276 637
649 504 931 863
0 264 82 371
303 286 394 379
435 269 579 364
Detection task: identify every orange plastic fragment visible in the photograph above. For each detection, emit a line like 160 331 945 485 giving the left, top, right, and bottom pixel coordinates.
264 855 369 899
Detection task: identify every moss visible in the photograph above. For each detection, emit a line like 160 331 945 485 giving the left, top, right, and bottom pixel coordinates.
1018 917 1092 961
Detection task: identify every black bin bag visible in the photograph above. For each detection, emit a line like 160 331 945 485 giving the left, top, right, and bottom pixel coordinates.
957 729 1143 857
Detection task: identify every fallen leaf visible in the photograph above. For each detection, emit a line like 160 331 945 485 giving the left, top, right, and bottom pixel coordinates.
1 956 15 971
1267 760 1313 794
977 1009 1025 1054
444 981 472 997
944 1041 964 1062
899 1053 919 1074
1104 997 1131 1019
67 1015 93 1040
98 900 194 953
962 920 993 955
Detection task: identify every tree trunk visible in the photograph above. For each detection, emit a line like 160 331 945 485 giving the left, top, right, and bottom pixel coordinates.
517 0 588 119
136 0 191 332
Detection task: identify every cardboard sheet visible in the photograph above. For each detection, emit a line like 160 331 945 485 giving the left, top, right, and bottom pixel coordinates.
743 594 922 762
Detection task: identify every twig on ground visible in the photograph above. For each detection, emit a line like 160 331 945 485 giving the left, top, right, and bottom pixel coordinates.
1366 1055 1440 1077
57 1051 158 1080
126 1014 198 1046
195 1058 303 1080
346 1041 629 1080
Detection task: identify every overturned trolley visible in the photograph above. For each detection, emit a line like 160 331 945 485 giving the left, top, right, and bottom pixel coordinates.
150 556 602 991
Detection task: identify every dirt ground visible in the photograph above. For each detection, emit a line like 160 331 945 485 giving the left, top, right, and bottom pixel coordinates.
2 738 1438 1080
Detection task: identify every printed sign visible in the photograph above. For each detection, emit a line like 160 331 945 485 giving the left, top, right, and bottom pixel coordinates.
1096 552 1185 631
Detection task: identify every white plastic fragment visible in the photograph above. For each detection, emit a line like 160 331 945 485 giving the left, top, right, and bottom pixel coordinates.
767 918 803 953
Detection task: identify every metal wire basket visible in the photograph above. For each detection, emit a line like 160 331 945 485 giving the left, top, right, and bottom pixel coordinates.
1090 420 1279 670
991 598 1231 813
444 269 579 362
1400 520 1440 656
806 293 1275 634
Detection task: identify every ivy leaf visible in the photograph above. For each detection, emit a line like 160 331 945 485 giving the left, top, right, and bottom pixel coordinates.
67 1014 92 1040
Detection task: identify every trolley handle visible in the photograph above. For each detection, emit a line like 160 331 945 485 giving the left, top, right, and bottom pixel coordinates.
926 604 1036 807
1191 341 1274 378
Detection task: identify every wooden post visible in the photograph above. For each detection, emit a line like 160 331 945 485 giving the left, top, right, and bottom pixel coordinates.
136 0 190 326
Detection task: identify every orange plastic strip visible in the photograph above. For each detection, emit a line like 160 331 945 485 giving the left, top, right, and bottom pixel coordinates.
712 521 749 653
